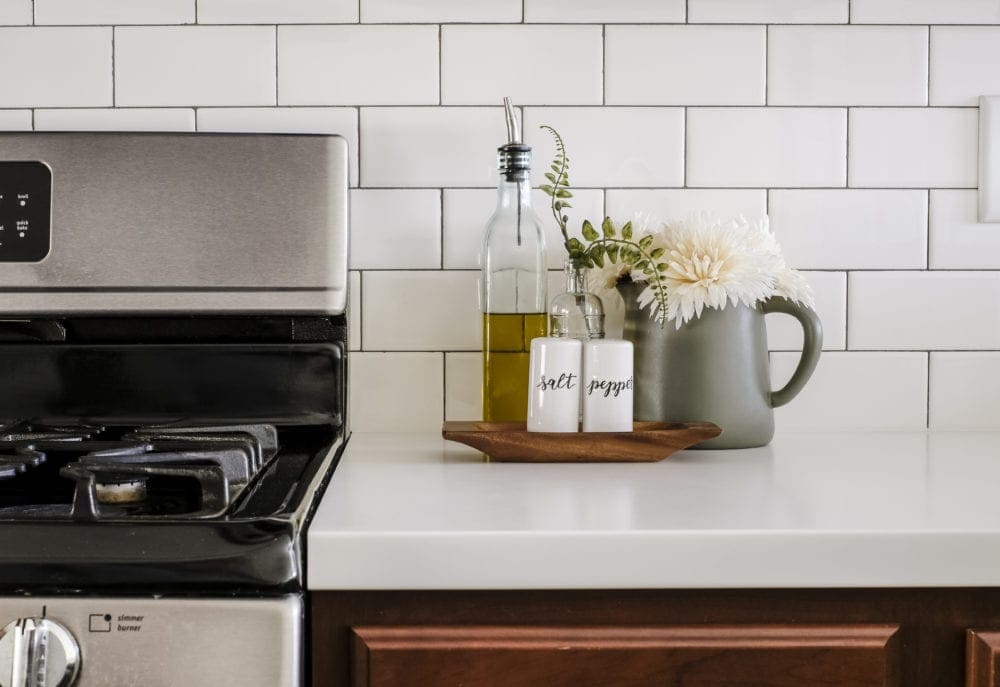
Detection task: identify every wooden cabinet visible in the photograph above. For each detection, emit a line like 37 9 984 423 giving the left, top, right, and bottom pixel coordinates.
312 589 1000 687
351 624 900 687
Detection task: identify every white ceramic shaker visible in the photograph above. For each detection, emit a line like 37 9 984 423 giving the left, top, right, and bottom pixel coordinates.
582 339 634 432
527 337 582 432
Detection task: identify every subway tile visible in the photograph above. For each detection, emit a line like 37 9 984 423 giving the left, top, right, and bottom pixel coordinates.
0 1 31 24
606 26 765 106
0 28 112 108
279 26 438 106
851 0 1000 24
605 189 766 223
687 108 846 187
365 0 519 22
930 353 1000 429
688 0 847 23
442 26 601 106
524 0 685 22
361 107 515 188
350 189 441 269
849 272 1000 350
930 27 1000 107
35 0 194 24
199 0 357 23
363 271 480 351
442 188 604 270
849 109 978 189
445 352 482 421
771 352 927 430
767 271 847 351
350 353 443 432
769 190 927 269
929 190 1000 269
768 26 927 106
115 27 275 107
196 107 359 186
0 111 33 130
349 271 361 351
34 108 195 131
523 108 685 188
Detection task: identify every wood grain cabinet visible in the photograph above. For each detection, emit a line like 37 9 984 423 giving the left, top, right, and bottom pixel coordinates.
968 631 1000 686
350 625 900 687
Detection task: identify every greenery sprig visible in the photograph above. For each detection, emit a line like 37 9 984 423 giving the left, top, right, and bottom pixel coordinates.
538 125 671 320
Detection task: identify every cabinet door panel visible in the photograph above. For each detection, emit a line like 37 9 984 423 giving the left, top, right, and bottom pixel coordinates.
968 630 1000 686
351 625 900 687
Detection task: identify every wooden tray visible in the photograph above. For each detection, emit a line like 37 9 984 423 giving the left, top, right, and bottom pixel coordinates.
442 421 722 463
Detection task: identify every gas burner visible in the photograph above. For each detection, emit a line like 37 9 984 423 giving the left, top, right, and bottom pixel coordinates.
0 421 103 444
0 446 46 480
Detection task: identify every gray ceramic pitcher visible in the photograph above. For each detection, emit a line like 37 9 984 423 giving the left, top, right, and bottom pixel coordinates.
617 282 822 449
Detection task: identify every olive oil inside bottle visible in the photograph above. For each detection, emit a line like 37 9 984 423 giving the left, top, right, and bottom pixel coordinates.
483 312 547 422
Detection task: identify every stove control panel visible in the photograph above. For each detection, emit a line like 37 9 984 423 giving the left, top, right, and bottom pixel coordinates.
0 161 52 263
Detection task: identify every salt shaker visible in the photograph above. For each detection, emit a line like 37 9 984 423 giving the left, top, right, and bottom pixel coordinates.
527 337 582 432
582 340 634 432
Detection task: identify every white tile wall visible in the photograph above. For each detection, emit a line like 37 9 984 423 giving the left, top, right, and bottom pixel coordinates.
769 190 927 269
115 26 275 106
442 26 602 105
35 0 194 25
2 5 999 430
0 28 112 107
279 26 439 105
848 108 978 188
686 108 846 187
930 27 1000 107
767 26 927 106
606 26 765 105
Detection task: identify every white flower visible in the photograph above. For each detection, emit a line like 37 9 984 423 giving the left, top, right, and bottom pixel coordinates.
636 213 814 328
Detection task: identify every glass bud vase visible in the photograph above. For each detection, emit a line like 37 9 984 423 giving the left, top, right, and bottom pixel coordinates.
549 259 605 341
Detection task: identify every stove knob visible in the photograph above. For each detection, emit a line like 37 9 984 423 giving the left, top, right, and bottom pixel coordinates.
0 617 80 687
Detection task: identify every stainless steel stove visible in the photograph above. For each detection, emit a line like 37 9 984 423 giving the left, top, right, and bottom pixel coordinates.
0 132 350 686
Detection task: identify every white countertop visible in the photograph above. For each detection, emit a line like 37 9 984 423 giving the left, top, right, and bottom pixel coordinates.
307 431 1000 590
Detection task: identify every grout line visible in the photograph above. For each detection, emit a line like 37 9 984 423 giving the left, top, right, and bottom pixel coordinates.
111 26 116 107
926 352 931 428
925 24 931 106
682 106 688 188
31 0 34 24
439 189 444 269
437 24 442 105
601 24 606 106
441 351 447 423
925 189 931 269
12 21 1000 27
274 25 279 105
764 24 769 105
845 108 850 185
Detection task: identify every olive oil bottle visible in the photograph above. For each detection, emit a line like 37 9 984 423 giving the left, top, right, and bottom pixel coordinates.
481 98 548 422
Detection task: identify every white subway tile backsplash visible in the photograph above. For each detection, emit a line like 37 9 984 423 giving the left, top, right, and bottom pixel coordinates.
523 108 685 188
279 26 438 106
849 272 1000 350
0 110 33 130
445 352 481 421
930 28 1000 107
442 26 602 106
350 353 443 432
196 107 359 185
929 190 1000 269
605 189 766 223
199 0 357 23
34 108 195 131
349 271 361 351
766 271 847 351
769 190 927 269
362 107 514 188
768 27 927 106
363 271 480 351
930 353 1000 429
351 190 441 269
115 27 274 107
688 0 848 23
851 0 1000 24
35 0 194 24
524 0 685 23
849 109 978 189
0 1 32 24
363 0 521 22
442 188 604 270
771 352 927 430
0 28 111 108
606 26 765 106
687 108 846 187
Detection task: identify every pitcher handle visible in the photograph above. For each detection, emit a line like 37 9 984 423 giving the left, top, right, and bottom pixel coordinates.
762 298 823 408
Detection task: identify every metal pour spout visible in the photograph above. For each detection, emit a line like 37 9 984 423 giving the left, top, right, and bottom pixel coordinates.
504 96 520 144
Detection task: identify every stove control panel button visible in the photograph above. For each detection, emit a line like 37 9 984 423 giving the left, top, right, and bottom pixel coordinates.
0 161 52 263
0 617 80 687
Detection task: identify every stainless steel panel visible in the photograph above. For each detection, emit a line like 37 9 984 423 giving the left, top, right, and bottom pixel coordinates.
0 133 349 314
0 596 302 687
